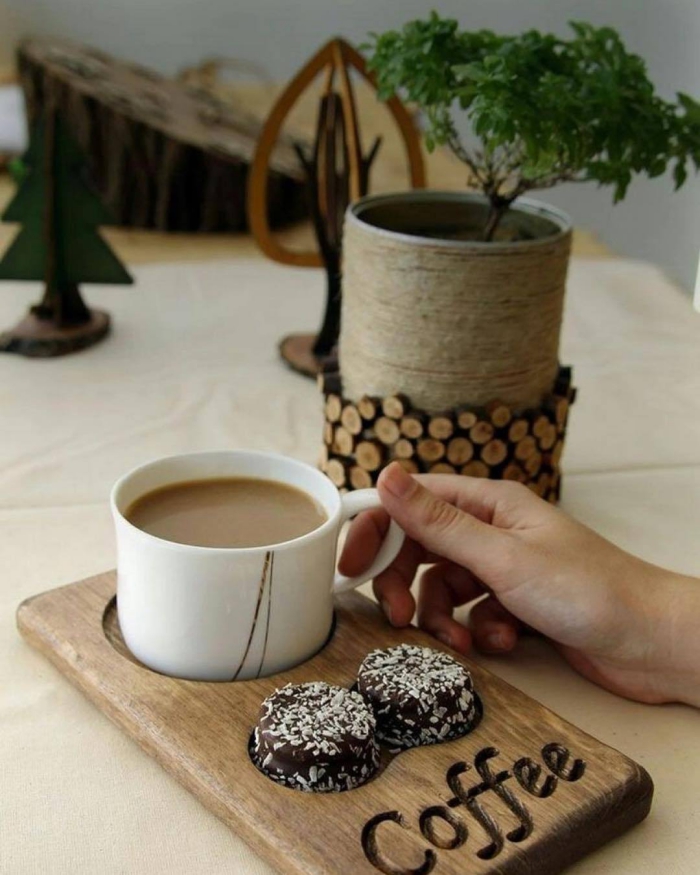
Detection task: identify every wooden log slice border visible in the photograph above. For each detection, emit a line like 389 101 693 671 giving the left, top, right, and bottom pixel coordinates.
17 36 308 232
318 365 576 503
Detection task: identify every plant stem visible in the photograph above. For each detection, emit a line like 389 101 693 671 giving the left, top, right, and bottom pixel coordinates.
446 135 485 187
483 201 507 241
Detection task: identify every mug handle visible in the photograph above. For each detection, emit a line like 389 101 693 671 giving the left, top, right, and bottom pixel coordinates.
333 489 405 593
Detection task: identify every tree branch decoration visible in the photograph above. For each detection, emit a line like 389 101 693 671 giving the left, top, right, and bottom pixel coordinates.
0 106 133 357
366 16 700 241
247 38 425 377
292 92 381 357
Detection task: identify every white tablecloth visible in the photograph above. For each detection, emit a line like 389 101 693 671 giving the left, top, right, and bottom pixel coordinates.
1 257 699 875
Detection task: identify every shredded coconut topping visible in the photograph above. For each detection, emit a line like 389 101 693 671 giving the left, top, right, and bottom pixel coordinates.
259 681 375 755
358 644 476 750
359 644 472 701
251 681 380 792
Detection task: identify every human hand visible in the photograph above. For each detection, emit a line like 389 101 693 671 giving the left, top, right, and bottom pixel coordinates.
339 462 700 706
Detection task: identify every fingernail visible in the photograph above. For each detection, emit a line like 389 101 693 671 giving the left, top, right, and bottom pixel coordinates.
486 632 504 651
380 599 393 625
436 631 453 648
381 462 414 499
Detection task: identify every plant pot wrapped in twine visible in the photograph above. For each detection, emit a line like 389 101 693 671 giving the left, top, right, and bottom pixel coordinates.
324 192 577 498
339 192 573 413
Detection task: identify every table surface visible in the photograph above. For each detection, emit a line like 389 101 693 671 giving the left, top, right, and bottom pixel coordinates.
1 249 699 875
0 80 698 875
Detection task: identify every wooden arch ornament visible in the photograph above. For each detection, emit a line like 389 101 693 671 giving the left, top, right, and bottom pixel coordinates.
247 38 426 377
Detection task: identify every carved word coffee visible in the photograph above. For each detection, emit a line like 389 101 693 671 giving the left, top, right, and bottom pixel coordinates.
362 742 586 874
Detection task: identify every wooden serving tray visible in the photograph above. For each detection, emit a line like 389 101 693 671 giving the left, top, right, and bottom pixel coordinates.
17 572 652 875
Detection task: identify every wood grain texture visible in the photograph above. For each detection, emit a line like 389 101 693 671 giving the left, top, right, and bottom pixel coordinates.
0 308 110 357
17 572 652 875
247 38 425 269
278 333 321 378
17 38 308 233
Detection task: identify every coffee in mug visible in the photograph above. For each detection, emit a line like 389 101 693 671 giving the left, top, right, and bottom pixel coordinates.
125 477 328 548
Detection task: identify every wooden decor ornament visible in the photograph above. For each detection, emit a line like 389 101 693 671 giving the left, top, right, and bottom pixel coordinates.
319 361 576 501
247 38 425 377
17 37 307 232
0 106 133 357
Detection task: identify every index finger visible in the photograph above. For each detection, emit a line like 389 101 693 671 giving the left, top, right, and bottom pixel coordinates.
408 474 503 524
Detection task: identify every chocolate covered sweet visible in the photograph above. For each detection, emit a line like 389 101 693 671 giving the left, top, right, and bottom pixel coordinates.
357 644 477 750
250 681 380 792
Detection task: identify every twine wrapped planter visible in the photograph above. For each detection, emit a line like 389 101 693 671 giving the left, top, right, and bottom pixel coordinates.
339 192 573 413
318 363 576 502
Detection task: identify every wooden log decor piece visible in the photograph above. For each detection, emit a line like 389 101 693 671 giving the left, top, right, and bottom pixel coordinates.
319 365 576 502
17 37 308 232
247 38 425 377
18 572 652 875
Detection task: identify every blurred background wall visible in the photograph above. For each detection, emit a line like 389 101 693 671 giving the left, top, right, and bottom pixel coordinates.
1 0 699 291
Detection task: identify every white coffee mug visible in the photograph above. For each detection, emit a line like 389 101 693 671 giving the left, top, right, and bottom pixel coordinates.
111 450 405 681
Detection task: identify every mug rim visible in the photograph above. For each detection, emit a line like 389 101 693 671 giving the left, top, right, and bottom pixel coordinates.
110 449 343 555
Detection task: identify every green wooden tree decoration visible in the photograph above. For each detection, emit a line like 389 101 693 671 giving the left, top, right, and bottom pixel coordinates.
0 107 133 356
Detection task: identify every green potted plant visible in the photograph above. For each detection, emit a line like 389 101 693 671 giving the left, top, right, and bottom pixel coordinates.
338 16 700 413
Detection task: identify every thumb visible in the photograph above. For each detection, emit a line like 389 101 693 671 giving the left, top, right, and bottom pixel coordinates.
377 463 511 583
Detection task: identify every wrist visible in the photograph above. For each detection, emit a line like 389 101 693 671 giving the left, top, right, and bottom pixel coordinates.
645 570 700 707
